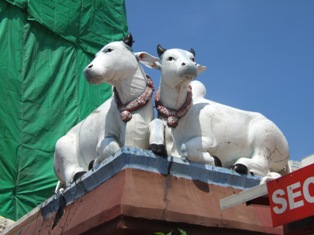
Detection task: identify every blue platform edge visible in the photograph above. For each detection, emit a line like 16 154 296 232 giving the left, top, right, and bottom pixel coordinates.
40 147 261 219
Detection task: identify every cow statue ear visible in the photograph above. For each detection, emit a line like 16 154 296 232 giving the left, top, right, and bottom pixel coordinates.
196 64 206 74
123 33 134 48
135 52 161 70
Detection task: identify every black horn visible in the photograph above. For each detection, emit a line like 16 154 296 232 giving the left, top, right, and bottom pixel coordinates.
123 33 134 48
190 48 195 57
157 44 167 57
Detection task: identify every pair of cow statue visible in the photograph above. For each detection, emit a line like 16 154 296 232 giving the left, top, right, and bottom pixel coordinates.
54 33 289 188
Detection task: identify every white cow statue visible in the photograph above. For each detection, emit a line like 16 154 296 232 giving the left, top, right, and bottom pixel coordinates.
148 44 289 180
54 34 159 186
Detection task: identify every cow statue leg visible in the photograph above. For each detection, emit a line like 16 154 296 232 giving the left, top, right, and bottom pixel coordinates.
181 136 222 166
232 147 270 176
232 118 289 177
149 119 167 156
93 137 121 168
54 134 86 186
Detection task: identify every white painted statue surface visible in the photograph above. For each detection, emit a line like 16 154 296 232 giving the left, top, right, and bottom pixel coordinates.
54 34 289 186
147 45 289 179
54 34 159 185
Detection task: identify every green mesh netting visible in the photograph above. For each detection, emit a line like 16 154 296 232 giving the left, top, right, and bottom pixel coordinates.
0 0 128 220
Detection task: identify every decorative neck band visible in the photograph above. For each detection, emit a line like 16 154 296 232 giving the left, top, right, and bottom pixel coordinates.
155 85 192 128
114 75 154 122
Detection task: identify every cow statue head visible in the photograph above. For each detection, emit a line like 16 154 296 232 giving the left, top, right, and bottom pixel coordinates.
84 33 158 87
151 45 206 88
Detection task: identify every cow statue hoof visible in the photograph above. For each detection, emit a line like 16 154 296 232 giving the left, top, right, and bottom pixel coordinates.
149 144 168 157
213 155 222 167
72 171 86 182
232 163 248 175
88 160 95 170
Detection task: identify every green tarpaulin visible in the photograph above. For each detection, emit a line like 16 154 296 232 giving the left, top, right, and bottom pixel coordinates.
0 0 128 220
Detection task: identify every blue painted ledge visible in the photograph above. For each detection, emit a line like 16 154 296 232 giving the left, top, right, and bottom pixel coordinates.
40 147 260 219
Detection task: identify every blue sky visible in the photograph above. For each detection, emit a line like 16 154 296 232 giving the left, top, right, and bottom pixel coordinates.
125 1 314 162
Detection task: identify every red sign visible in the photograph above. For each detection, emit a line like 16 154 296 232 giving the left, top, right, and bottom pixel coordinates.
267 163 314 227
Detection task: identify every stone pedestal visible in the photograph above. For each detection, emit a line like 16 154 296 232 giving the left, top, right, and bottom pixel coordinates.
4 147 283 235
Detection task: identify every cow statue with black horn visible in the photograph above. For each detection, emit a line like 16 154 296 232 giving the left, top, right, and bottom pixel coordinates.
147 44 289 182
54 34 159 187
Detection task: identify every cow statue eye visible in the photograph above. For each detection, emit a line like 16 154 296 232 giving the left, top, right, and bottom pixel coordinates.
105 48 113 53
167 56 175 61
191 57 195 62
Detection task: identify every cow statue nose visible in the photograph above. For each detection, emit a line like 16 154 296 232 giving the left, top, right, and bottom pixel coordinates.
88 64 93 69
